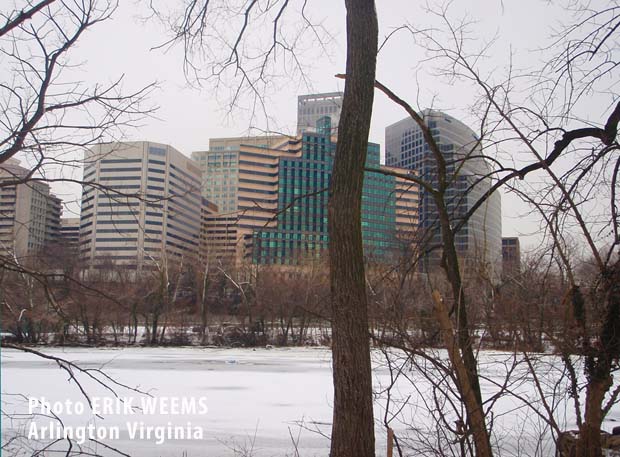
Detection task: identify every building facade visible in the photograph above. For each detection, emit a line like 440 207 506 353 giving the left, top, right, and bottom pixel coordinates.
46 195 62 245
386 110 502 278
59 217 80 248
199 119 419 265
79 141 203 270
383 166 421 250
297 92 343 135
502 237 521 278
0 159 61 261
192 135 288 215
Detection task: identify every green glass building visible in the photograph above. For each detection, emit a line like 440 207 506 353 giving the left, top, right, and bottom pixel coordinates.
252 117 400 265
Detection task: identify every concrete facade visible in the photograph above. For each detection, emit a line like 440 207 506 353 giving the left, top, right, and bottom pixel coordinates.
192 135 288 215
79 141 203 270
502 237 521 278
0 159 61 261
59 217 80 247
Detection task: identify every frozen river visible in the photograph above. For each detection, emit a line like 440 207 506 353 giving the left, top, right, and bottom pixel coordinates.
2 347 338 456
3 346 619 456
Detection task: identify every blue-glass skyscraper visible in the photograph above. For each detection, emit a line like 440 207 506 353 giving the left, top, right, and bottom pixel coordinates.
385 110 502 278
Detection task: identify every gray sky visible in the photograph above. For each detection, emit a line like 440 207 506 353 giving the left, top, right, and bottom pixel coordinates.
42 0 609 253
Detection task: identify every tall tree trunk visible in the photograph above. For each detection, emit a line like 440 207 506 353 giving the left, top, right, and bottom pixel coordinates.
200 262 210 345
432 291 493 457
328 1 378 456
436 202 483 403
151 312 159 346
434 195 492 456
576 261 620 457
578 377 610 457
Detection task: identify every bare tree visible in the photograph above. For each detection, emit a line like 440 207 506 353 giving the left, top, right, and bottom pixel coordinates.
367 2 619 456
326 2 379 456
1 3 161 452
152 1 382 455
0 0 169 348
0 0 155 168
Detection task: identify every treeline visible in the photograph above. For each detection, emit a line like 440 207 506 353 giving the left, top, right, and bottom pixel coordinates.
0 244 605 354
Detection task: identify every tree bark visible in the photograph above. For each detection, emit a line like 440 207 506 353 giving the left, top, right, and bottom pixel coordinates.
576 261 620 457
434 198 493 456
578 377 609 457
328 0 378 456
432 290 494 457
434 199 484 403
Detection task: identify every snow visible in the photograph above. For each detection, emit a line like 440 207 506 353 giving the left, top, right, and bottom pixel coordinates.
2 347 334 456
2 347 619 456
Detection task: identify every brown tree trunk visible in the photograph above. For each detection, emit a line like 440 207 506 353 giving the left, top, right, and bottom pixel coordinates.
578 377 610 457
575 261 620 457
328 0 378 456
432 291 493 457
200 262 210 345
434 199 483 404
434 196 492 456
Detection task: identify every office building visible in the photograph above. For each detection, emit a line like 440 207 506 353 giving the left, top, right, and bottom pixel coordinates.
192 135 288 261
198 118 419 265
297 92 343 135
192 135 288 215
199 198 220 260
0 159 61 260
502 237 521 277
46 195 62 245
386 110 502 278
79 141 203 270
383 166 421 248
59 217 80 248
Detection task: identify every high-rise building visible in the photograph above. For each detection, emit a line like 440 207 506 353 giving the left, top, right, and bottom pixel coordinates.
297 92 343 135
79 141 203 270
192 135 288 215
45 195 62 245
385 110 502 278
0 159 62 260
59 217 80 248
192 135 291 261
198 118 419 265
196 135 301 262
383 166 421 249
502 237 521 278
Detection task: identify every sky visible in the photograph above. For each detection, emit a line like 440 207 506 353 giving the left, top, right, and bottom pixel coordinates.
26 0 609 253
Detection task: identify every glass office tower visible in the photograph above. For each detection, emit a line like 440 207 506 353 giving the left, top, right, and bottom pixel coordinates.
252 117 401 265
386 110 502 279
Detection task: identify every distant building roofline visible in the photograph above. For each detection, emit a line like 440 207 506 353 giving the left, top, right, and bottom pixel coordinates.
298 92 344 102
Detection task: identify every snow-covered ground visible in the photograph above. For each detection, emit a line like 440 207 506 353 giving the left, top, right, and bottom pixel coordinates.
3 347 335 457
2 347 619 456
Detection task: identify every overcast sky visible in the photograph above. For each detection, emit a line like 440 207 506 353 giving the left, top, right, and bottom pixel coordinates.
44 0 603 252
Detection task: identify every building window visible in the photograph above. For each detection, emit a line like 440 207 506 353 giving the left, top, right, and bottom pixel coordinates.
149 146 166 156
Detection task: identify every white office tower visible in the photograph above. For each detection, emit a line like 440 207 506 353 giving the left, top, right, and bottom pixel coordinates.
386 110 502 280
79 142 202 271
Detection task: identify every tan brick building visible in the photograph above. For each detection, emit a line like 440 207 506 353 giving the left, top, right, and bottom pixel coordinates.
0 159 61 261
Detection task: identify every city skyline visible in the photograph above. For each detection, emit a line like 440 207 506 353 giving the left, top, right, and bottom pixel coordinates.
0 159 61 260
0 102 505 269
2 3 617 456
71 115 421 269
16 0 591 252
